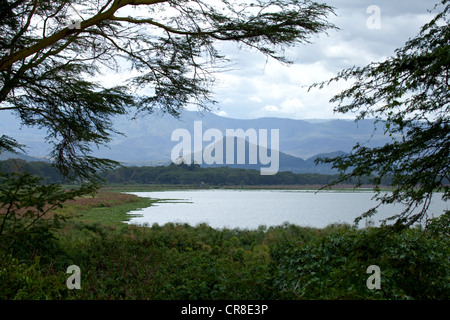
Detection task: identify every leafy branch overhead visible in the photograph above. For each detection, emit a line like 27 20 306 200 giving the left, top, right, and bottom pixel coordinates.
312 0 449 229
0 0 336 180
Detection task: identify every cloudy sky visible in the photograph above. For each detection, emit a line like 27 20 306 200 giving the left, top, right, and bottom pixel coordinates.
201 0 439 120
2 0 441 126
83 0 442 121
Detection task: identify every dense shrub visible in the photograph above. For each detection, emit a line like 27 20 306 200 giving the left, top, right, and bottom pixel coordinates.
271 213 450 299
1 211 448 299
0 253 67 299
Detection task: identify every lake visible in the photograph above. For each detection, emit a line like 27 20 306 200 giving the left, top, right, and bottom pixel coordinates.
125 189 448 230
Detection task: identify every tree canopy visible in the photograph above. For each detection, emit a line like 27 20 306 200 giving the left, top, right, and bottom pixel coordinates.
312 0 449 229
0 0 336 180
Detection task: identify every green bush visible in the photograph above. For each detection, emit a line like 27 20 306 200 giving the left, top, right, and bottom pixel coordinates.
1 210 447 300
0 253 67 299
271 214 450 299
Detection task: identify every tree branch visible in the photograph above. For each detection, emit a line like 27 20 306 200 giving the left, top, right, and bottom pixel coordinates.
0 0 132 71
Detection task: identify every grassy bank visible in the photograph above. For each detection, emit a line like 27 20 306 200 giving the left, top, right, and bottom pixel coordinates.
0 189 448 300
54 190 156 225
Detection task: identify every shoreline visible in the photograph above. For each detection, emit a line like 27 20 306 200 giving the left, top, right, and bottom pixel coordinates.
103 183 393 193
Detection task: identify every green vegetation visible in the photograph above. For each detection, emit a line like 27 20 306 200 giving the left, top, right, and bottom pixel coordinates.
103 162 344 186
1 187 448 300
0 159 387 187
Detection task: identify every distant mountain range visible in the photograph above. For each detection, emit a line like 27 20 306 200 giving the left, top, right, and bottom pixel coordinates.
0 110 394 174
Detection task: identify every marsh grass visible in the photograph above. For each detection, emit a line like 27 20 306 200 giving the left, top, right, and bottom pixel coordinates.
52 190 156 225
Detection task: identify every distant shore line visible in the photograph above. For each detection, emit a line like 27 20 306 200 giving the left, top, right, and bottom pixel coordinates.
103 183 394 193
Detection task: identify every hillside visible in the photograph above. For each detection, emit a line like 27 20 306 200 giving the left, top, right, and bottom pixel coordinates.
0 110 392 173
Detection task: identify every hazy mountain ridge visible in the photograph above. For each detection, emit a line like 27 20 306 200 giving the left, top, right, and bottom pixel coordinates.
0 110 392 173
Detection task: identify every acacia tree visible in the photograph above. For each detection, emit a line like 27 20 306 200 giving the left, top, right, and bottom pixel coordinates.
312 0 449 230
0 0 336 180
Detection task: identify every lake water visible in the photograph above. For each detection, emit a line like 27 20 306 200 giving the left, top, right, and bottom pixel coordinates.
125 189 448 230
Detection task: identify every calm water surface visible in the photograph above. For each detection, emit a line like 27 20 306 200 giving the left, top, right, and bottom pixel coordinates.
125 189 448 229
